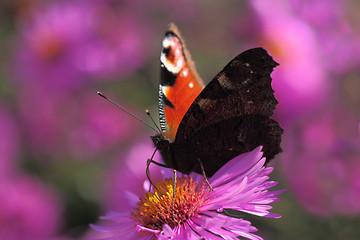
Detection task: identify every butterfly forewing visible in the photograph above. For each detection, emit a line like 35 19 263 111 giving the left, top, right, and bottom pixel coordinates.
176 48 279 140
173 48 283 176
159 23 205 141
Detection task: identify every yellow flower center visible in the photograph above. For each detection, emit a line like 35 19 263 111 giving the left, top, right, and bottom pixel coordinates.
131 176 210 230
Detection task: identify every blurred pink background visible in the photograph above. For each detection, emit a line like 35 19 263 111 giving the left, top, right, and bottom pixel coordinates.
0 0 359 239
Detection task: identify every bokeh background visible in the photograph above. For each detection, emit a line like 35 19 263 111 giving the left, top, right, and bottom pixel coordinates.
0 0 359 239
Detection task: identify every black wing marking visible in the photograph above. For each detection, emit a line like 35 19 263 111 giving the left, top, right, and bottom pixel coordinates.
175 48 279 143
171 48 282 176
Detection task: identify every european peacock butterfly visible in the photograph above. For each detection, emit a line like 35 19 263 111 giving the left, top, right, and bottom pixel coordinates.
151 23 283 177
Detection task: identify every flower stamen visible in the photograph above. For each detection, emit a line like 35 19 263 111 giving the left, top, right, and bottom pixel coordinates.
131 176 210 230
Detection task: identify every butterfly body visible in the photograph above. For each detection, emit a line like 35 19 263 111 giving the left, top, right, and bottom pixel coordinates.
152 24 283 177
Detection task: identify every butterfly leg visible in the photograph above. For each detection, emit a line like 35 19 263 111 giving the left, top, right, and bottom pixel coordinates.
146 148 166 192
198 158 214 191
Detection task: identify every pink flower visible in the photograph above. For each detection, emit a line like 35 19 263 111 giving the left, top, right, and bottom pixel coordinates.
283 108 360 216
289 0 344 29
17 90 140 159
13 1 147 92
250 0 329 124
0 174 62 240
289 0 360 74
92 147 283 240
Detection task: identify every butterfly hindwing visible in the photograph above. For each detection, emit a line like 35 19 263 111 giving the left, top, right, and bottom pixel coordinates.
173 116 282 176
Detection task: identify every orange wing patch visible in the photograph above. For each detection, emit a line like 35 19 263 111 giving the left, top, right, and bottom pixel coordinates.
159 23 204 141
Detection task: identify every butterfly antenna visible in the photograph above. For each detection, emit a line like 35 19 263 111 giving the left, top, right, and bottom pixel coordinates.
145 109 161 133
97 91 158 133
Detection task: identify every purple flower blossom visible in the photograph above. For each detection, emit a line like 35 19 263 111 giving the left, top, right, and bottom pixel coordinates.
283 108 360 216
18 90 140 159
92 147 283 240
13 1 147 92
0 174 62 240
250 0 329 124
65 93 142 158
290 0 344 29
289 0 360 74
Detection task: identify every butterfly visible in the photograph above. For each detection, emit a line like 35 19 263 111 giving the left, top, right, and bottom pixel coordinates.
151 23 283 177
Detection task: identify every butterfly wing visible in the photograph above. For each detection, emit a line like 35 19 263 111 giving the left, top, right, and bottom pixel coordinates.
173 48 283 176
173 115 283 176
159 23 205 141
